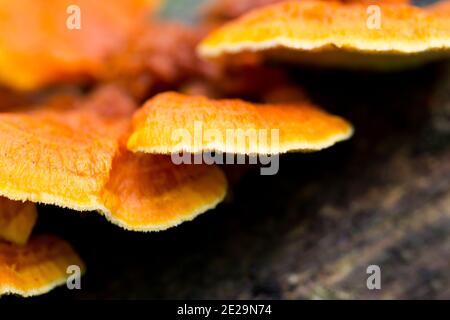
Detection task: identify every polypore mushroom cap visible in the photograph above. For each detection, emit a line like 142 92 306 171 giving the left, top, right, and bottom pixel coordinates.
0 234 85 297
127 92 353 155
0 87 133 211
101 150 227 231
199 1 450 70
0 86 227 231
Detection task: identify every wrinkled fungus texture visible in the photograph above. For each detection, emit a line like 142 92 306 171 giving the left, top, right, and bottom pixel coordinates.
0 86 227 231
128 92 353 154
101 150 228 231
0 234 85 297
199 1 450 69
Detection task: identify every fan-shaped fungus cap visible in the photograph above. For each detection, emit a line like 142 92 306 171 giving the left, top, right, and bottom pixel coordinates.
199 1 450 70
101 150 227 231
127 92 353 155
0 0 160 90
0 86 227 231
0 198 37 245
0 87 133 211
0 234 85 297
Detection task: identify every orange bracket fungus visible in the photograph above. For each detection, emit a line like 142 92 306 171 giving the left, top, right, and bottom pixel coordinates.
199 1 450 70
0 87 132 212
0 235 85 297
0 86 227 231
101 150 227 231
0 198 37 245
127 92 353 155
0 0 160 90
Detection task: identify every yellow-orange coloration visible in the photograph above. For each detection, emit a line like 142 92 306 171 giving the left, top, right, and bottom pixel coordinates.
127 92 353 155
199 1 450 70
0 87 227 231
101 150 227 231
0 198 37 245
0 88 132 212
0 234 85 297
0 0 159 90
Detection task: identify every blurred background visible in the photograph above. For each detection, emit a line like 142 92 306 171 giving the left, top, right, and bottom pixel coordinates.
160 0 439 22
6 0 448 300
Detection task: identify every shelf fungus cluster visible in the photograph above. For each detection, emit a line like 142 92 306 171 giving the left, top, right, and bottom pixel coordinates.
0 0 448 297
